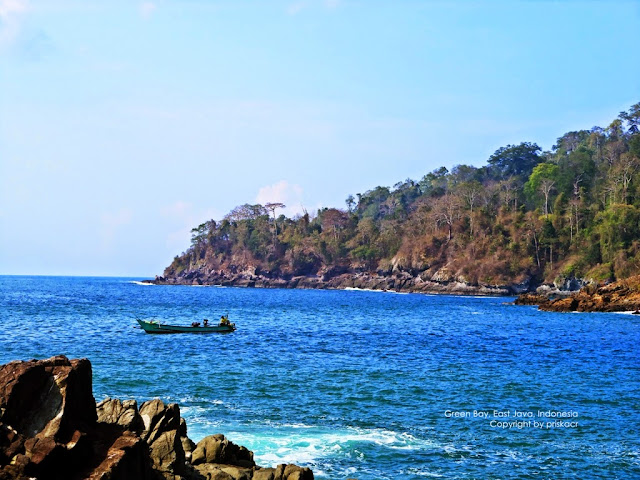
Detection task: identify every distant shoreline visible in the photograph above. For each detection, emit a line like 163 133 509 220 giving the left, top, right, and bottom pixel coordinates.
146 271 640 312
144 270 533 297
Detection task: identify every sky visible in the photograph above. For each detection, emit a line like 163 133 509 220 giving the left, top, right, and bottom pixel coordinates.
1 0 639 277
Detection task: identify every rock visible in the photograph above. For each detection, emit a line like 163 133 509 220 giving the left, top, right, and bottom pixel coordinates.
191 434 255 468
192 462 253 480
0 356 97 479
83 429 155 480
274 464 314 480
180 418 196 462
516 275 640 312
97 398 144 433
139 399 186 476
319 265 350 282
0 357 314 480
514 293 550 307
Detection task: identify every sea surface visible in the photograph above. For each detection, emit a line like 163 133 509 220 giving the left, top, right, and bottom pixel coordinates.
1 276 639 479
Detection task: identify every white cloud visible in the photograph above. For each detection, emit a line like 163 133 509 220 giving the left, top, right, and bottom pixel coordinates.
0 0 29 48
255 180 306 218
139 1 156 19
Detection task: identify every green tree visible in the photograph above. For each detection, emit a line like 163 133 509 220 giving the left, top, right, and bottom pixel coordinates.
525 163 560 215
619 102 640 134
487 142 543 181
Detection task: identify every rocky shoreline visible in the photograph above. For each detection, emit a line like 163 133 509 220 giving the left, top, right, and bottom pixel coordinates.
514 275 640 312
147 266 640 313
0 356 313 480
147 268 536 296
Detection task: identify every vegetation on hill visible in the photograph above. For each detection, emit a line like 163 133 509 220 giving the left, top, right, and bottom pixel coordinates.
163 102 640 289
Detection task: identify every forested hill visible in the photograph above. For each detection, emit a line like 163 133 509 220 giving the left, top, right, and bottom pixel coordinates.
156 102 640 294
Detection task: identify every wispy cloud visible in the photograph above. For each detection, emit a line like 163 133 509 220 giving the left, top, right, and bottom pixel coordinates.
139 1 156 19
0 0 29 48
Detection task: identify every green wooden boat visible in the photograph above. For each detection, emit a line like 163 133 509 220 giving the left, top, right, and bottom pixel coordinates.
136 318 236 334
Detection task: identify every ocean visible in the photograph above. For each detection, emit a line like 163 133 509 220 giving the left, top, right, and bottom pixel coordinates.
0 275 638 479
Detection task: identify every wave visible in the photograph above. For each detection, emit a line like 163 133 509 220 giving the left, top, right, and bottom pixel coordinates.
129 281 154 286
209 425 435 470
343 287 409 295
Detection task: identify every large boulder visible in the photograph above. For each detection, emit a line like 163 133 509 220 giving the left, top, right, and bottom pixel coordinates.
97 398 144 433
138 399 186 477
0 355 97 479
191 434 255 468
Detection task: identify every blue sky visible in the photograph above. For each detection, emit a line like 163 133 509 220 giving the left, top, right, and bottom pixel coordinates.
1 0 639 276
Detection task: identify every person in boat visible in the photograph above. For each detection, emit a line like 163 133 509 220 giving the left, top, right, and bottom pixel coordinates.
203 318 209 327
220 315 229 326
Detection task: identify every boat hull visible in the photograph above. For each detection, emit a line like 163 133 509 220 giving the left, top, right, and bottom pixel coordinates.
136 319 235 334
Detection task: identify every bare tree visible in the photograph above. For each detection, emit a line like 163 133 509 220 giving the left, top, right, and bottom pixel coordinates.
321 208 349 243
264 202 286 244
539 179 556 216
431 193 461 242
458 181 482 237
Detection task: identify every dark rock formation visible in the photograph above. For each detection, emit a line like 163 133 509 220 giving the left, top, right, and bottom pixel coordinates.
152 267 532 296
0 356 314 480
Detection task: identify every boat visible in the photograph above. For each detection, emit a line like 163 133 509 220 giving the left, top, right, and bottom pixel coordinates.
136 317 236 334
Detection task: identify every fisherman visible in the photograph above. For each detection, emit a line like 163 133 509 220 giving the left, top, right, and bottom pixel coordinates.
220 315 229 326
203 318 209 327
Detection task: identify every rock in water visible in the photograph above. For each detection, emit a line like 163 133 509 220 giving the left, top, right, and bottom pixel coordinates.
191 434 255 468
0 356 315 480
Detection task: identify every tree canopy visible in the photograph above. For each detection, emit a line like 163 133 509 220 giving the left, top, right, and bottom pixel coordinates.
166 101 640 286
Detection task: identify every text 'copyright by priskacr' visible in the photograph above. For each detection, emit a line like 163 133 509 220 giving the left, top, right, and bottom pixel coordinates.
443 409 579 429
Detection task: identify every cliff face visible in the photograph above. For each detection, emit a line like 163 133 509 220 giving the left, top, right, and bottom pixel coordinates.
153 256 536 296
0 356 313 480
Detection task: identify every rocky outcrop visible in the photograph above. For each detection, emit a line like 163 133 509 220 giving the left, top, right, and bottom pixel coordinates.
0 355 99 480
151 268 531 296
191 434 255 468
516 275 640 312
0 356 314 480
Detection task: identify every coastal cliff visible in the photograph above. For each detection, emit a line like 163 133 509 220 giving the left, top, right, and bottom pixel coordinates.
152 103 640 297
151 265 533 296
0 356 313 480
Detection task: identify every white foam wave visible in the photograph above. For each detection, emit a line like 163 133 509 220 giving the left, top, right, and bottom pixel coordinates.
223 426 434 468
129 281 154 286
343 287 409 295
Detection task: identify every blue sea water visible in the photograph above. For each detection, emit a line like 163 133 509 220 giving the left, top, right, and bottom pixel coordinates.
0 276 639 479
